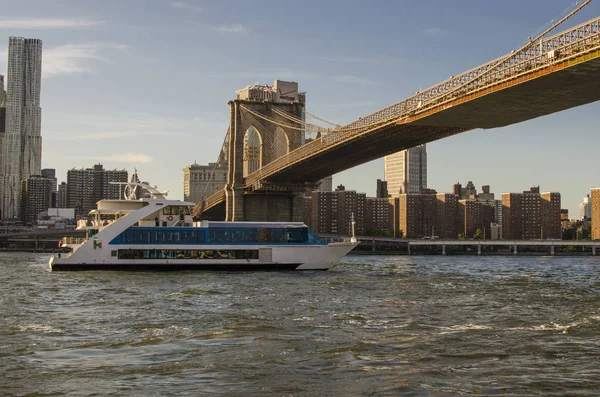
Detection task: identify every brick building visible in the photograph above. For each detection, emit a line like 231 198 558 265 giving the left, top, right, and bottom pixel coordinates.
365 197 393 235
502 187 561 240
67 164 127 218
20 175 50 225
592 188 600 240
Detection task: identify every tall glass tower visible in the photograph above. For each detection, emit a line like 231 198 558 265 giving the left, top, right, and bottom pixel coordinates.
384 144 427 196
1 37 42 219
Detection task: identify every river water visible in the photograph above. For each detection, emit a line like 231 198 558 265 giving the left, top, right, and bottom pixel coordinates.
1 252 599 396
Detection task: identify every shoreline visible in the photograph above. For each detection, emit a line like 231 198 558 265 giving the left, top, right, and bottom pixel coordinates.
349 251 599 257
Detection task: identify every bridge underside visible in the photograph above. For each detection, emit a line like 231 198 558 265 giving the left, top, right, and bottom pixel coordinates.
265 54 600 183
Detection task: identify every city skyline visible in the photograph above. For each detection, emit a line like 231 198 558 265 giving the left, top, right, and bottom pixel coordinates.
0 1 598 217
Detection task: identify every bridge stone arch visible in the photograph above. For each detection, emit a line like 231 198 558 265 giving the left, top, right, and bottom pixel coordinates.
225 100 305 221
243 126 263 177
272 126 290 159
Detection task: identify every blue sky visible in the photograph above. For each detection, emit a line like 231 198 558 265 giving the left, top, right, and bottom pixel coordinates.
0 0 598 217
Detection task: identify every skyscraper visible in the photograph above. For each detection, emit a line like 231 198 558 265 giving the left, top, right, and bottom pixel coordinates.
1 37 43 219
579 194 591 220
0 74 6 134
41 168 57 208
384 144 427 196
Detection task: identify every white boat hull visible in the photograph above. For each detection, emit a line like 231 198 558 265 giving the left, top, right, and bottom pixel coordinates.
49 241 358 271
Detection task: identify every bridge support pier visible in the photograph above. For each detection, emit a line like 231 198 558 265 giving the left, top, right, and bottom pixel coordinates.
514 244 518 255
225 187 245 221
551 245 555 256
442 244 446 255
477 245 481 255
407 244 411 255
240 191 305 222
593 246 596 256
372 239 376 251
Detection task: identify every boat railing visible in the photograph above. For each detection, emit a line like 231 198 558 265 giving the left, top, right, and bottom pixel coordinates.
325 237 356 244
61 237 86 245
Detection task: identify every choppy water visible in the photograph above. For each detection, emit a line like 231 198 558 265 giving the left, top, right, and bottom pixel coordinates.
1 253 599 396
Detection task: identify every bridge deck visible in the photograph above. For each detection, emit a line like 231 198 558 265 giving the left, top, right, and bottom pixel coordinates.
201 29 600 215
267 48 600 183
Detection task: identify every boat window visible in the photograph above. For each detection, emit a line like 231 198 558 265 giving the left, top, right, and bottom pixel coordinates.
117 249 259 260
113 227 207 245
171 207 180 215
204 226 314 244
271 228 286 243
258 228 271 242
163 207 172 216
286 228 308 243
307 229 327 245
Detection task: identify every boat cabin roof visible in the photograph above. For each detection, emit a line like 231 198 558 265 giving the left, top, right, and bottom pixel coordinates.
92 199 196 215
205 221 307 229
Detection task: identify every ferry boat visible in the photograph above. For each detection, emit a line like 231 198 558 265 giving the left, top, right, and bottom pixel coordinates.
49 177 358 271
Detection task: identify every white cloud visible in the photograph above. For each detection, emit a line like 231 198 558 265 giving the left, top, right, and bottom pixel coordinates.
169 1 202 12
97 153 153 164
42 43 128 78
423 28 442 37
215 24 249 35
0 18 104 29
0 42 129 78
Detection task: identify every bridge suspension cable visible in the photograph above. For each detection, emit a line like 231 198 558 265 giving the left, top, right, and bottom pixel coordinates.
527 0 592 43
303 110 340 127
240 104 395 135
411 0 593 115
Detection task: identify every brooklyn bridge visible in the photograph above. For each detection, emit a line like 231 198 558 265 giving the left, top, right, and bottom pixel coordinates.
195 7 600 222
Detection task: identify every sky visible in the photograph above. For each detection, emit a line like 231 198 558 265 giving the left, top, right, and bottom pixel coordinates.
0 0 598 217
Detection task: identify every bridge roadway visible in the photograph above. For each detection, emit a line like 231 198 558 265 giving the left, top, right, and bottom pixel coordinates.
202 16 600 214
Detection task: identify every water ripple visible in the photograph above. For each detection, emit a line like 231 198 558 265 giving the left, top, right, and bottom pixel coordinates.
0 252 599 395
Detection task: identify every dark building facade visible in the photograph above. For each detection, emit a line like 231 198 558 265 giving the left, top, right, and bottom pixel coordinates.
0 107 5 134
397 192 437 238
365 197 393 235
311 191 338 235
502 187 561 240
458 199 494 238
41 168 57 208
592 188 600 240
20 175 50 225
336 188 366 236
57 182 67 209
541 192 561 239
376 179 388 199
436 193 459 239
67 164 127 218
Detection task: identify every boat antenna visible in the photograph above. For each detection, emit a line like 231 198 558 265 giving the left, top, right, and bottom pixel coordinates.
351 212 357 243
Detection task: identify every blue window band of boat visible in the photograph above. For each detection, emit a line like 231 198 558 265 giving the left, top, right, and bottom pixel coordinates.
109 226 327 246
117 249 259 260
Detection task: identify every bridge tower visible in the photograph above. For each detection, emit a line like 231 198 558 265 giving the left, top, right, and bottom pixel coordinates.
225 86 312 221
